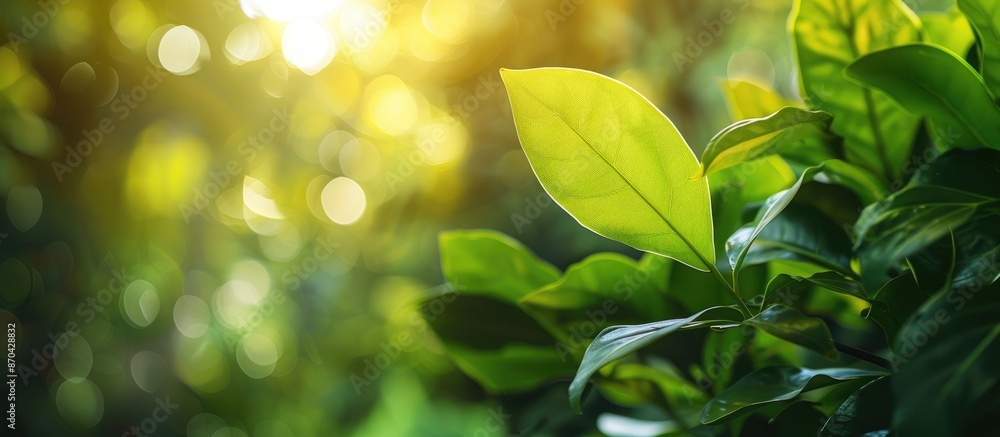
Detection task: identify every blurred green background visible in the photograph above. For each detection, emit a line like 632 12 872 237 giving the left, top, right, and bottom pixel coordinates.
0 0 950 435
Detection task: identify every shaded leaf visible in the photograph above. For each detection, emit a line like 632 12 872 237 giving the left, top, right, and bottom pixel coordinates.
568 306 742 412
846 44 1000 148
822 377 894 437
743 304 838 359
700 366 886 424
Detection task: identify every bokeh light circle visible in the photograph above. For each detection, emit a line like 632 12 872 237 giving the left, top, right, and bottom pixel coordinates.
321 177 366 225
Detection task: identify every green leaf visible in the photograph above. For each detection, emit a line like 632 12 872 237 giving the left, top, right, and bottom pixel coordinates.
958 0 1000 99
762 272 869 310
439 230 559 302
854 149 1000 288
845 44 1000 148
727 166 823 273
697 107 833 177
743 304 838 359
892 280 1000 435
700 366 886 424
920 9 975 58
501 67 715 271
727 204 853 275
821 377 894 437
519 253 671 356
719 80 796 120
424 294 577 393
568 306 742 413
811 159 887 206
792 0 922 181
443 342 578 393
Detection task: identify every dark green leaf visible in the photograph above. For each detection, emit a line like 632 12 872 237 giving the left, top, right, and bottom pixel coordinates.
822 377 894 437
700 366 886 424
568 306 742 413
846 44 1000 148
892 280 1000 435
425 295 576 393
743 304 838 359
727 204 852 275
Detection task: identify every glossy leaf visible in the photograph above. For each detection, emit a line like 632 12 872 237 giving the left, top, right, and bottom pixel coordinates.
501 67 715 271
821 377 894 437
727 203 853 275
700 366 886 424
762 272 869 310
697 107 832 177
568 306 742 412
958 0 1000 99
727 166 823 273
846 44 1000 148
892 279 1000 435
743 304 838 359
811 159 886 205
792 0 921 180
439 230 559 302
854 149 1000 288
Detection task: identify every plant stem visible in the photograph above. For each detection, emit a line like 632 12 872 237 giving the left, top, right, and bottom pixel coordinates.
707 263 752 319
834 341 892 370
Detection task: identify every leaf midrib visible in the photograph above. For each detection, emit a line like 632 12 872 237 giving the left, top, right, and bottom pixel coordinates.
517 83 712 269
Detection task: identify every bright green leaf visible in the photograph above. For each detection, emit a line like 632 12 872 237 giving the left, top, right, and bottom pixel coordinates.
958 0 1000 99
439 229 560 302
697 107 833 177
792 0 922 181
519 253 671 356
501 67 715 271
920 9 975 58
719 80 797 121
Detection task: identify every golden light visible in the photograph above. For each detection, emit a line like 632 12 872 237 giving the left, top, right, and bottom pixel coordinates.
225 22 272 65
240 0 345 22
243 176 285 219
158 25 209 75
281 20 337 75
110 0 157 51
321 177 366 225
365 75 418 136
422 0 473 44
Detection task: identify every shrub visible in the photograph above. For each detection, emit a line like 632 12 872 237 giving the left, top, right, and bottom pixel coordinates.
425 0 1000 435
